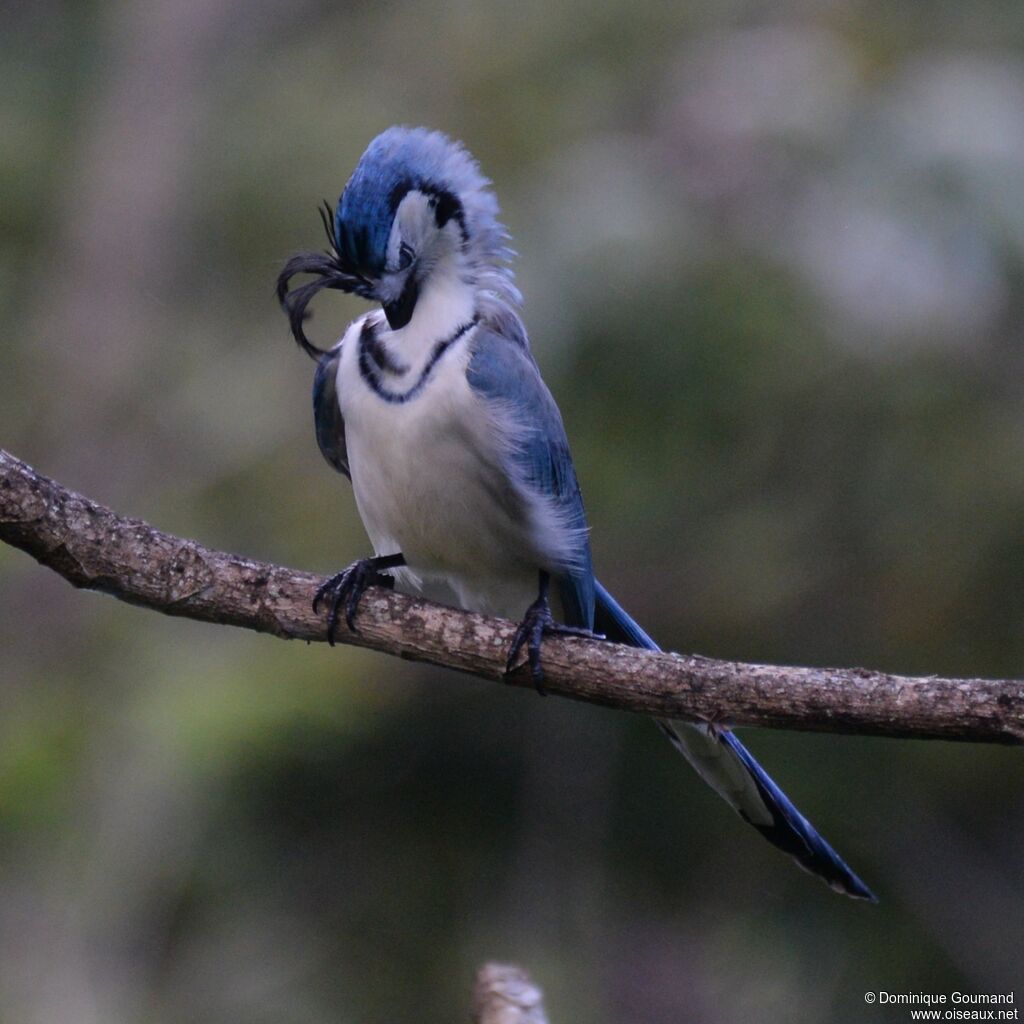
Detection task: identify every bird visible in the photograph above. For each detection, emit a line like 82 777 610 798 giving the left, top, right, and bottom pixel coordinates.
276 126 876 901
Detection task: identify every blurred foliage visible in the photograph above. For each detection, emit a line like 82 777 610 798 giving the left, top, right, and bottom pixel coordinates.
1 1 1023 1021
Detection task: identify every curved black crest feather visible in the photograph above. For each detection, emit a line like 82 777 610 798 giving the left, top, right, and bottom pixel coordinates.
276 201 372 360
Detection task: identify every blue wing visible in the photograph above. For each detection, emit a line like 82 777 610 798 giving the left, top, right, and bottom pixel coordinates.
466 315 594 629
312 343 349 477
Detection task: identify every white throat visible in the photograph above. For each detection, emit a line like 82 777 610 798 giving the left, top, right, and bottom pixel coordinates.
378 261 476 377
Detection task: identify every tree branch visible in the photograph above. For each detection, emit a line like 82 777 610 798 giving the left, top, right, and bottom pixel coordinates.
1 448 1021 744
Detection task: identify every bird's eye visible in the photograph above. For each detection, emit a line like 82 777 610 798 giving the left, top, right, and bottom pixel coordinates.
397 242 415 271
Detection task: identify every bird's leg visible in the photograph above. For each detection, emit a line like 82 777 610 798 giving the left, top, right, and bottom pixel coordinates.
506 571 595 696
313 552 406 645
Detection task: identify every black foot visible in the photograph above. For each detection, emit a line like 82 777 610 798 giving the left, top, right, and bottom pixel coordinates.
506 573 596 695
313 553 404 645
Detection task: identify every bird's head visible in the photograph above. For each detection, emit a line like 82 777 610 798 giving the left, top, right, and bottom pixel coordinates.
277 126 516 359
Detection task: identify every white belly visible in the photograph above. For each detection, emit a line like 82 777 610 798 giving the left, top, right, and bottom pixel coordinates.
336 322 543 617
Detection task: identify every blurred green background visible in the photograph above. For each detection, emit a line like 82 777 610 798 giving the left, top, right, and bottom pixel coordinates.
2 1 1023 1021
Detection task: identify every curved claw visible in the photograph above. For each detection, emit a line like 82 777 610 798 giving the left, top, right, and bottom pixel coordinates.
313 556 400 645
506 584 598 696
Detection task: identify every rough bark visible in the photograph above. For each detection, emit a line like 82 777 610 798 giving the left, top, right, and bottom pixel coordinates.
2 448 1022 744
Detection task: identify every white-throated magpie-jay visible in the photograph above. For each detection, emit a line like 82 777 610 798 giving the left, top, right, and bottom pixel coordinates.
276 126 875 901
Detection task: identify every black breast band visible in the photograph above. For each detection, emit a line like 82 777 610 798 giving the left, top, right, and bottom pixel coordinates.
358 315 479 404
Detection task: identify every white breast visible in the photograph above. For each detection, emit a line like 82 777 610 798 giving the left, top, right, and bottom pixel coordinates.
335 315 546 618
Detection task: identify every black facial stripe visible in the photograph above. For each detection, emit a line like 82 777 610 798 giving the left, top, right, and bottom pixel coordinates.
425 186 466 239
358 316 479 405
389 181 468 244
431 190 464 231
388 180 414 214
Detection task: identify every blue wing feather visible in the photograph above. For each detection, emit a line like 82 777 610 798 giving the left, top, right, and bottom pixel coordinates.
466 318 594 629
313 343 349 477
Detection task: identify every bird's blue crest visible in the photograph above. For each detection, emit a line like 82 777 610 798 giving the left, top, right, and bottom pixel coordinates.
334 131 416 273
333 127 515 290
277 126 521 360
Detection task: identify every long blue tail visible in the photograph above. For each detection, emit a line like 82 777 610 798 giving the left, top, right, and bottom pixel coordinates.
593 580 876 901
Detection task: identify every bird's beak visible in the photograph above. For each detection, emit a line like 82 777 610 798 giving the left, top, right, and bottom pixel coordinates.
382 273 419 330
